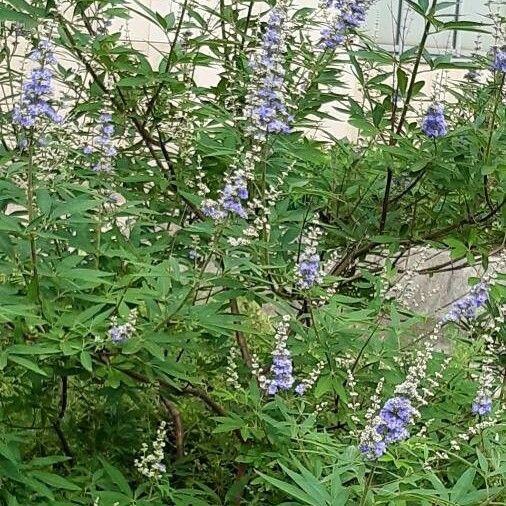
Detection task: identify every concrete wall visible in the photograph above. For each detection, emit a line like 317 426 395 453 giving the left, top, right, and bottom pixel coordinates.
117 0 501 139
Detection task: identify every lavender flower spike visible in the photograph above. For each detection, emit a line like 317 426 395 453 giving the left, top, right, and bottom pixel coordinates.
201 160 251 221
492 49 506 73
295 361 325 395
472 393 492 416
89 110 117 173
203 0 291 221
109 309 138 345
12 39 62 129
421 103 448 138
246 0 292 138
320 0 373 49
266 316 295 395
359 396 419 460
295 222 323 290
442 282 489 322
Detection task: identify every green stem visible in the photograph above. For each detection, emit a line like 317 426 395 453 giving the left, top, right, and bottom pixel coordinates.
238 0 255 52
483 73 505 210
500 367 506 401
95 209 102 270
484 73 505 162
308 303 333 371
359 464 376 506
380 0 437 232
395 0 438 137
26 137 41 304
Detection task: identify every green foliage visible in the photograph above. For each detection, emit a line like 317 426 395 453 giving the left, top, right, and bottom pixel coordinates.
0 0 505 505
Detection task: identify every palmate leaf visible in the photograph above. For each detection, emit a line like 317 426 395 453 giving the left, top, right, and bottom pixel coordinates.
450 468 476 503
280 462 333 505
98 458 133 497
257 471 320 506
0 0 505 503
258 460 348 506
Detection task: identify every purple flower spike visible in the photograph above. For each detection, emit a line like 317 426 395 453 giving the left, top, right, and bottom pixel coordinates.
265 317 295 395
493 49 506 73
472 393 492 416
442 283 489 323
359 396 419 460
246 1 292 138
320 0 371 49
86 109 117 173
12 39 62 130
421 103 448 138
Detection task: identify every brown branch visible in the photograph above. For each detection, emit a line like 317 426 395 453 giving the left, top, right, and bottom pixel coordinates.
230 298 252 368
395 0 437 136
57 16 205 220
425 198 506 241
161 397 184 459
141 0 190 129
416 246 504 275
329 197 504 281
52 376 73 459
379 168 393 232
389 166 428 205
52 421 73 459
59 376 68 419
182 385 226 416
330 242 374 277
93 353 227 417
378 0 437 233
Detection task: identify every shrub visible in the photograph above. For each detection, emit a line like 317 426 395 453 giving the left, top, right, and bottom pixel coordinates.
0 0 505 505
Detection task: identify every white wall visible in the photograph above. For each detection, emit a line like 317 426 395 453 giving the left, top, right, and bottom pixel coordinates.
120 0 500 139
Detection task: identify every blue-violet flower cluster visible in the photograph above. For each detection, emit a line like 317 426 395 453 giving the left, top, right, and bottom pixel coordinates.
246 0 292 138
202 146 261 221
84 111 118 173
13 39 62 129
253 316 324 396
203 2 291 223
492 49 506 73
472 392 493 416
421 103 448 138
442 282 489 322
320 0 372 49
265 316 295 395
109 309 138 345
359 396 419 459
295 222 323 290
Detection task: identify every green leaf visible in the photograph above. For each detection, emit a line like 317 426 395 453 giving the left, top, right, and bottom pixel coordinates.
98 458 133 497
0 351 8 370
8 355 47 376
397 68 408 95
476 450 488 473
8 344 60 355
80 350 93 372
450 468 476 502
51 199 98 218
116 76 153 87
0 4 33 24
29 471 81 491
257 471 320 506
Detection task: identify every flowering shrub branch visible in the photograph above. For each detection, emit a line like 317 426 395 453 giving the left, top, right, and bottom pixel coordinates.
0 1 504 504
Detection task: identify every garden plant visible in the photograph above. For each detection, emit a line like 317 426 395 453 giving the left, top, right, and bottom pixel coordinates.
0 0 505 504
